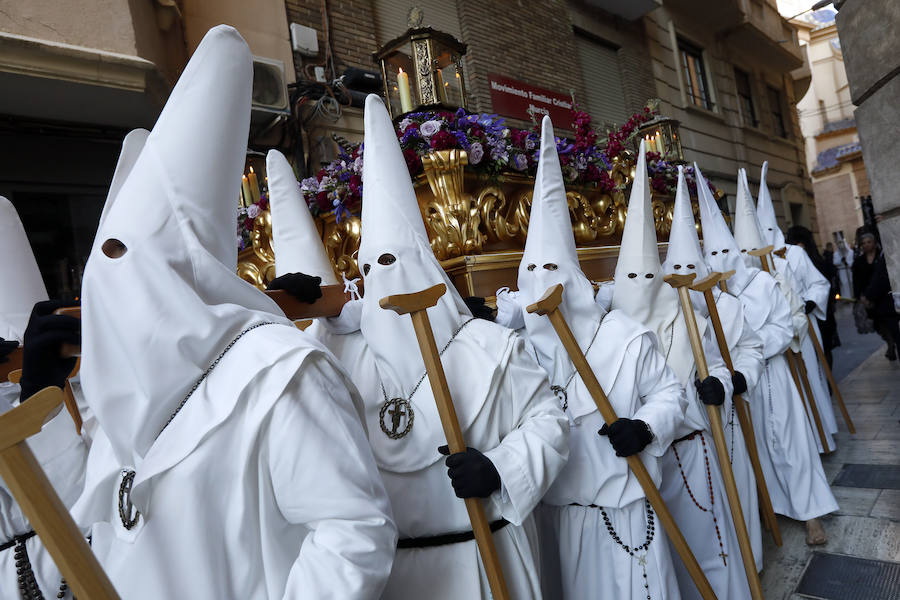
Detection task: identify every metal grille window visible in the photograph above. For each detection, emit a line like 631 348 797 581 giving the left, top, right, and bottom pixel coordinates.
679 39 713 110
735 68 757 127
768 86 787 137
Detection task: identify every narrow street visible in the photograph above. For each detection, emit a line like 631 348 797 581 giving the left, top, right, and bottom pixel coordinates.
761 302 900 599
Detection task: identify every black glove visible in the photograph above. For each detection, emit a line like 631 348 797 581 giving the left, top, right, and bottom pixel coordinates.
598 418 654 457
437 446 501 498
695 376 725 406
266 272 323 304
19 300 81 402
732 371 747 395
804 300 817 315
464 296 495 321
0 338 18 364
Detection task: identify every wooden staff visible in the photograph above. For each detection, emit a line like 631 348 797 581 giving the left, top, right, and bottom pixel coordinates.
752 250 832 451
526 283 717 600
694 272 782 546
805 315 856 433
664 273 764 600
0 386 120 599
380 284 510 600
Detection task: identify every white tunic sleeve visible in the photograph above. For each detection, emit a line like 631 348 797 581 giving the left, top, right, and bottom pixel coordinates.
268 358 397 600
730 317 764 393
790 247 830 320
702 321 734 401
630 335 687 456
483 337 569 525
756 285 794 359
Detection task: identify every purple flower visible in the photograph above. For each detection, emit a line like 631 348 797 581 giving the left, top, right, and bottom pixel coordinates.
420 120 442 137
401 128 420 143
513 153 528 171
300 177 318 192
453 130 470 149
469 142 484 164
247 204 260 219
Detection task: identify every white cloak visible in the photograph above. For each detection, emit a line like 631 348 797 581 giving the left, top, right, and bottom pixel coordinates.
0 383 88 599
733 271 838 521
311 319 569 600
535 311 685 600
655 311 751 600
711 289 765 571
73 326 397 599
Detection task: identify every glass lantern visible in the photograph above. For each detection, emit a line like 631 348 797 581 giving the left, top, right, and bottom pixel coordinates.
634 117 685 163
374 27 468 119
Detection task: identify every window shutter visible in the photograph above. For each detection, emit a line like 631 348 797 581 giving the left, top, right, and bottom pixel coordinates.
372 1 463 44
574 34 627 125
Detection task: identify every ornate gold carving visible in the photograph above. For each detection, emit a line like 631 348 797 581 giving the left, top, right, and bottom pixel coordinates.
237 209 277 290
323 213 362 280
479 185 529 244
412 39 437 105
421 149 484 260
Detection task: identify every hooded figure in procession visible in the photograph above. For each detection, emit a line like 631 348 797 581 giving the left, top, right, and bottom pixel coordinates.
503 117 686 600
0 196 89 600
661 168 765 572
741 165 838 451
298 95 569 600
71 26 397 599
697 165 837 546
609 144 749 600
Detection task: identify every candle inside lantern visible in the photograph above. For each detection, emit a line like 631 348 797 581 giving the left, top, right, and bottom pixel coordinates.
248 166 261 203
397 68 413 113
242 175 252 207
655 131 663 156
435 69 447 103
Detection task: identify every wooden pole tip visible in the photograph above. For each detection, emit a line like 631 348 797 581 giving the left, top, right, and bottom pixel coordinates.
663 273 697 289
379 283 447 315
748 245 774 257
525 283 564 315
689 272 721 293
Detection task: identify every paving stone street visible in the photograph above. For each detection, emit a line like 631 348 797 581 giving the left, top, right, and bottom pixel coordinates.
761 303 900 599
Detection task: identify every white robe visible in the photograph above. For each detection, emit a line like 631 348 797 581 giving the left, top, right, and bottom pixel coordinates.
73 325 397 599
534 311 685 600
733 271 838 522
655 311 751 600
785 245 839 441
311 319 569 600
711 289 765 572
0 382 88 599
833 249 854 298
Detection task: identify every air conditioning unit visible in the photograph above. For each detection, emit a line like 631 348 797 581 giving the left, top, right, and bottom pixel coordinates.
251 56 290 125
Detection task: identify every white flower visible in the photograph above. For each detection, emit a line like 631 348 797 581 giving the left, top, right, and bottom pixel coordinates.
399 117 413 131
247 204 260 219
420 120 442 138
354 156 364 172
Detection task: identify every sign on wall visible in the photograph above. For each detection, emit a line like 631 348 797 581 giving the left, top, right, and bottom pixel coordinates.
487 73 574 126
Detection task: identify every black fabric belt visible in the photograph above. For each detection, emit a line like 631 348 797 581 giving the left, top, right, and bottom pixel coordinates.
398 518 510 549
568 503 601 508
673 430 704 445
0 530 35 553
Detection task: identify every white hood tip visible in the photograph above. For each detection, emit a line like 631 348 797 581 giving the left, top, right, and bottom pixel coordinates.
662 165 709 280
733 168 765 253
755 160 786 249
614 138 660 280
0 196 49 342
267 149 339 284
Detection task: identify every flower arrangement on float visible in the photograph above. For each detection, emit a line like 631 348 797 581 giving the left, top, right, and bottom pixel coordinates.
237 103 715 241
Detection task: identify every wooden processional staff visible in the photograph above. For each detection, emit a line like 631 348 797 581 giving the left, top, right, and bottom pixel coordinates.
750 248 832 451
0 387 120 599
380 284 511 600
692 271 782 546
526 283 718 600
664 273 764 600
771 248 855 433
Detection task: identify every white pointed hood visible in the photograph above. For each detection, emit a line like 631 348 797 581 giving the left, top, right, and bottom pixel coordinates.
267 149 338 283
662 166 710 315
611 140 678 337
756 161 786 249
733 168 766 268
0 197 49 343
358 94 470 389
80 26 292 468
695 164 757 295
518 117 612 418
